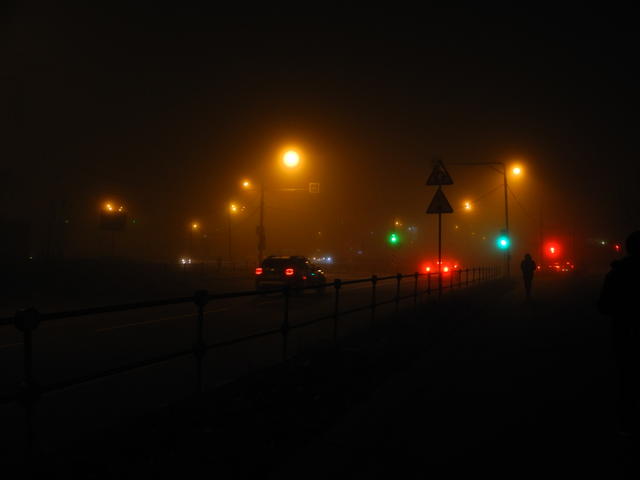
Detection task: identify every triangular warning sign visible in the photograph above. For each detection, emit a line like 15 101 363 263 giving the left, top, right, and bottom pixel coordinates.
426 187 454 214
426 160 454 186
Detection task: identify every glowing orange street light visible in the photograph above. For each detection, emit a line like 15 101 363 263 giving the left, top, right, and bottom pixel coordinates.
103 201 125 213
512 166 522 176
283 150 300 168
241 179 252 189
463 201 472 211
189 222 200 258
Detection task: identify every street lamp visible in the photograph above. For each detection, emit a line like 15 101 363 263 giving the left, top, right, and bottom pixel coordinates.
243 149 302 265
283 150 300 168
189 222 199 258
100 200 127 257
227 203 242 262
451 161 523 277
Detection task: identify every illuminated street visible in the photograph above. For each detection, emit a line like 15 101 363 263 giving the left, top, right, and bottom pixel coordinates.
2 6 639 478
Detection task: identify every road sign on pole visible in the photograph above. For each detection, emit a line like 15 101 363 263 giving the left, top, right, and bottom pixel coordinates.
425 159 454 297
426 160 454 186
426 187 454 214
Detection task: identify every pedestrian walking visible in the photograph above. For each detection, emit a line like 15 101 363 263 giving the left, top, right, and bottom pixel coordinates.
597 230 640 437
520 253 536 300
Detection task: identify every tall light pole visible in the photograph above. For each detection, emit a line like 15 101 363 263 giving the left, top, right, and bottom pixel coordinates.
190 222 199 258
228 203 240 262
451 162 521 277
502 164 510 277
245 150 301 266
257 179 265 265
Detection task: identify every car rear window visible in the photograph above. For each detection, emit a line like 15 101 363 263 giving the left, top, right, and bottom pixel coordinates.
262 258 306 269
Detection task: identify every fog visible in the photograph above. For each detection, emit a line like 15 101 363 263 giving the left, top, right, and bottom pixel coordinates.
2 7 638 273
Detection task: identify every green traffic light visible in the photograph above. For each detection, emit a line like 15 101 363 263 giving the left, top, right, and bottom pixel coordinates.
496 235 510 250
388 232 399 245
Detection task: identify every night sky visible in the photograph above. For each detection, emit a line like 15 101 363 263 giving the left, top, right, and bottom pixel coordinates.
2 5 638 267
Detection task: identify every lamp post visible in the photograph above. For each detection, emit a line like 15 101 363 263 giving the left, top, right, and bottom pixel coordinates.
228 203 241 262
190 222 199 259
451 162 522 277
243 150 301 265
100 201 126 258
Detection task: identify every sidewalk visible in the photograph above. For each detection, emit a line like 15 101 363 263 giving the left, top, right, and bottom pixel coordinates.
15 274 636 478
271 274 637 478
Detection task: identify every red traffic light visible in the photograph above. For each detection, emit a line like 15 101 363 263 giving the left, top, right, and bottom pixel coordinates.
544 241 561 258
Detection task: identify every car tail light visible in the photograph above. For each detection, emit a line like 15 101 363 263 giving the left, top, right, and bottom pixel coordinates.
443 266 449 273
285 268 294 276
255 267 263 275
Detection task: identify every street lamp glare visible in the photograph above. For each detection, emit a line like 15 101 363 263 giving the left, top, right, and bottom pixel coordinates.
242 180 251 189
192 222 199 230
464 201 472 211
283 150 300 168
512 166 522 175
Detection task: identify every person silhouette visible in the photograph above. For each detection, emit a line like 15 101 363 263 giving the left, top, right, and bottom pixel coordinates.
598 230 640 436
520 253 536 299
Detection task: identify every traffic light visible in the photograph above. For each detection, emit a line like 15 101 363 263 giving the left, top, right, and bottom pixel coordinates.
496 233 510 250
545 242 561 258
387 232 401 246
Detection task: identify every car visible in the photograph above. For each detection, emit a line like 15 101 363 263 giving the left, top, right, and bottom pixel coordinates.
421 260 462 275
255 255 327 293
547 260 575 273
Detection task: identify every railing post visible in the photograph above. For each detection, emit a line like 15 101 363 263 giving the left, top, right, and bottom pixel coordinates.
449 269 453 290
333 279 342 345
395 273 402 313
370 275 378 326
458 269 462 288
282 286 290 362
193 290 209 394
413 272 419 308
427 273 431 295
15 308 41 466
466 268 469 287
472 267 476 284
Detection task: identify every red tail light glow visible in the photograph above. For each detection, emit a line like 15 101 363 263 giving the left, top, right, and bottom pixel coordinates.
443 266 449 273
285 268 294 276
255 267 263 275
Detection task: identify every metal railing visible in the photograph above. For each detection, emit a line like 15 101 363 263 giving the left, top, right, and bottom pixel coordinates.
0 265 501 463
